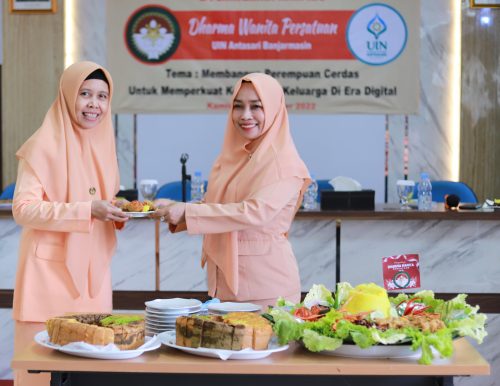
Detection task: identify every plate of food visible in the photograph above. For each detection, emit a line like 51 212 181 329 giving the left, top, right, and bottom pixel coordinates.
35 313 159 359
160 312 288 360
160 330 287 360
266 282 487 364
35 330 160 360
120 200 156 218
314 341 421 359
126 211 154 218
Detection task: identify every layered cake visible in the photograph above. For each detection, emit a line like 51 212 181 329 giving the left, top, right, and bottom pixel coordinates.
175 312 273 350
46 313 145 350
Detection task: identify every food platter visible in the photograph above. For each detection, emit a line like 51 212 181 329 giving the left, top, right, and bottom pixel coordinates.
159 330 288 360
34 330 161 359
268 282 487 365
124 211 154 218
317 342 421 359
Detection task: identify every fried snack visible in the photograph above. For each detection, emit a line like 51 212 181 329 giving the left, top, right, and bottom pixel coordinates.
123 200 144 212
142 200 156 211
122 200 156 212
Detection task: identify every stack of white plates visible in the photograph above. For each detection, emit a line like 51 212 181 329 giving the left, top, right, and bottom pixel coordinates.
145 298 202 336
207 302 261 315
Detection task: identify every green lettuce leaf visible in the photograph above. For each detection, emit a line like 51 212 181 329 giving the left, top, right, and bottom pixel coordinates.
447 313 488 343
302 329 343 352
333 282 353 309
303 284 335 308
270 309 305 345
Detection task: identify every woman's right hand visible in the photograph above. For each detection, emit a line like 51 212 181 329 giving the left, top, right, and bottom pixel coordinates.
154 198 176 208
91 200 129 222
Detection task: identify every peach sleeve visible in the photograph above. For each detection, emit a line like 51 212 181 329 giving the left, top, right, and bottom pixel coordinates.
12 159 92 233
185 177 302 234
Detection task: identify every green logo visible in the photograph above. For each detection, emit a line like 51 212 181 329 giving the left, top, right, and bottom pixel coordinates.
124 5 181 64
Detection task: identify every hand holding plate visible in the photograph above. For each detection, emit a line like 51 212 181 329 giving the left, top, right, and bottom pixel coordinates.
91 200 129 222
152 202 186 224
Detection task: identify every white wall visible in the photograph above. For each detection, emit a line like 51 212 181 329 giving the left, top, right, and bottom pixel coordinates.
137 114 386 202
71 0 457 206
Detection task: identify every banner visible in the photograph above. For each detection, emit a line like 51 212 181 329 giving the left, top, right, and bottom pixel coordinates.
107 0 419 114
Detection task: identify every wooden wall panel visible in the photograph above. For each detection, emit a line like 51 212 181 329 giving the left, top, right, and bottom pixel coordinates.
461 9 500 202
1 0 64 188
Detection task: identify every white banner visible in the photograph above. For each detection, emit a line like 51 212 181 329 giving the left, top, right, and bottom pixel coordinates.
107 0 420 114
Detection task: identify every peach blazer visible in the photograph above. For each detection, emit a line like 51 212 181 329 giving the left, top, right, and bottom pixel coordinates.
12 62 119 322
185 73 310 304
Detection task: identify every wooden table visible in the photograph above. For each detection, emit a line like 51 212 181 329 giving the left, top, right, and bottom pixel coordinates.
11 322 490 386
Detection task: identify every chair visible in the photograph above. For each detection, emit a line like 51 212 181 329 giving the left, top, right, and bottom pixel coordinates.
316 179 332 203
155 180 208 202
413 181 478 203
0 183 15 200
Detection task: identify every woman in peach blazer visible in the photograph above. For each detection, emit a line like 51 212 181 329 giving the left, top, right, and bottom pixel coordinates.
12 62 128 385
154 73 311 308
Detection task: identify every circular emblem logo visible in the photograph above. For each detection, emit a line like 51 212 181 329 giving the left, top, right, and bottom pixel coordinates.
346 3 408 66
393 271 410 289
124 5 181 65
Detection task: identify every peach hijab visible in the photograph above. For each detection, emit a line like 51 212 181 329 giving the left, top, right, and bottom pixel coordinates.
16 61 119 297
203 72 310 295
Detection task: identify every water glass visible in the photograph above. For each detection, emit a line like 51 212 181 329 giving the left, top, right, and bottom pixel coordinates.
139 179 158 201
396 180 415 210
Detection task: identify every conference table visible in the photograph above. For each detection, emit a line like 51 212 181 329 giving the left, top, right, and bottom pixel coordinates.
11 322 490 386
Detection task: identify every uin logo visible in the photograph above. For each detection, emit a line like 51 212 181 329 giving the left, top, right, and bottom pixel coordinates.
124 5 181 64
346 3 407 66
366 14 388 57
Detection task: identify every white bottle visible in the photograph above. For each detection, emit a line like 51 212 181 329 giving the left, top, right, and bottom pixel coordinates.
417 172 433 211
303 176 318 211
190 171 204 202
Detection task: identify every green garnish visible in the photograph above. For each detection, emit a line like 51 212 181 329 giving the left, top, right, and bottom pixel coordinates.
100 315 143 326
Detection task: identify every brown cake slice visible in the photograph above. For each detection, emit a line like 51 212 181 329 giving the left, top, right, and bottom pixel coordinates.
102 315 145 350
46 313 145 350
185 316 204 348
46 317 114 346
174 312 273 351
175 316 188 346
224 312 273 350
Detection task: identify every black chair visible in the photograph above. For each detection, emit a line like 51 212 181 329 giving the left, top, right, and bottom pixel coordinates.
155 181 208 201
316 179 332 203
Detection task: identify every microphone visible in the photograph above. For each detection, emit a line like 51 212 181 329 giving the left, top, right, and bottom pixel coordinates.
180 153 191 203
444 194 460 210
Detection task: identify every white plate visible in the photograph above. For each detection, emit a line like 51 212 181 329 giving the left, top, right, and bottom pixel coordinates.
207 302 261 314
125 211 154 218
159 330 288 360
34 330 161 360
145 298 202 311
146 321 175 328
318 343 421 359
145 307 200 316
146 315 178 322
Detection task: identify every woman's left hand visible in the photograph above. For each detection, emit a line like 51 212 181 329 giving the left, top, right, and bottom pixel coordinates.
151 202 186 225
